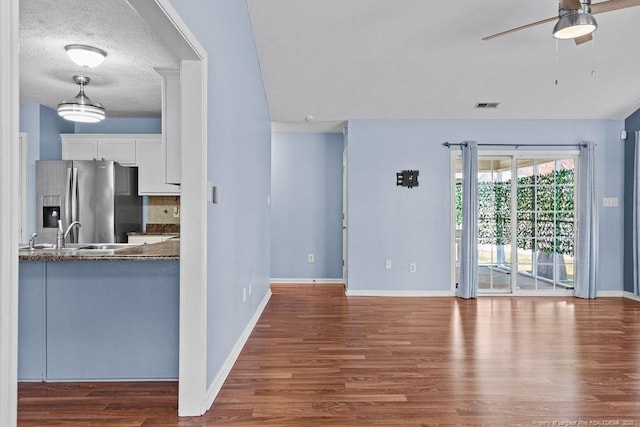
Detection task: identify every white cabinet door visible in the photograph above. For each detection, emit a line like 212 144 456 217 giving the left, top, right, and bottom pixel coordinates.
97 138 136 165
62 136 136 165
156 68 181 184
61 137 98 160
136 138 180 195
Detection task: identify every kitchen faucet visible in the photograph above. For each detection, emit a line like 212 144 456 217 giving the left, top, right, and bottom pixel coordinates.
28 232 38 250
56 220 81 248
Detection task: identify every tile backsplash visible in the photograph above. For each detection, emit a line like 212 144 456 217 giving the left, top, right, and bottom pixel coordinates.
146 196 180 225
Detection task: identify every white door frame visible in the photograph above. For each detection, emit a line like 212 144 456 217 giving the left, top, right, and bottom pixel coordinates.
19 133 27 243
128 0 209 416
0 1 20 425
342 144 348 288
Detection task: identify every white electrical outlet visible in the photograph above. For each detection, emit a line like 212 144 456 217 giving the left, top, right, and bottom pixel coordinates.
385 259 392 269
242 288 246 303
248 283 252 296
173 206 180 217
409 263 417 273
603 197 618 207
308 254 315 263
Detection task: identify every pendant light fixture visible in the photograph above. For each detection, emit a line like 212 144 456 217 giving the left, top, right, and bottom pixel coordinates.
57 75 106 123
64 44 107 68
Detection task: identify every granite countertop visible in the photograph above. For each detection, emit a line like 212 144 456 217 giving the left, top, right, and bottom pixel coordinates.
141 223 180 234
19 238 180 261
127 232 180 236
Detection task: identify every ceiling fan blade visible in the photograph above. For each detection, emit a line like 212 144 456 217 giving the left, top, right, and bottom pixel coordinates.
482 16 558 41
560 0 583 9
591 0 640 13
574 33 593 44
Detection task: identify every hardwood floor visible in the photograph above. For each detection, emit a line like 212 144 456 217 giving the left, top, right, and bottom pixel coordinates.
18 285 640 426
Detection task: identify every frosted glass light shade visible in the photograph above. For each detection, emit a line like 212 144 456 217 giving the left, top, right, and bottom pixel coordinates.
57 103 105 123
57 76 106 123
553 11 597 39
65 44 107 68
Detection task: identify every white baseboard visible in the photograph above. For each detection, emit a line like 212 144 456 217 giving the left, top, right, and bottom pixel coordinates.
345 289 454 297
270 278 345 285
204 289 272 411
623 291 640 302
598 290 625 298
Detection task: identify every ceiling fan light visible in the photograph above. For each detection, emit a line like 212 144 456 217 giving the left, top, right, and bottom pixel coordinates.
64 44 107 68
553 11 597 39
57 76 106 123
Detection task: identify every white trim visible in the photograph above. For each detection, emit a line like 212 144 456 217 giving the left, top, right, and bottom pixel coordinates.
623 292 640 302
481 290 575 297
19 132 27 242
597 290 624 297
205 290 272 411
39 378 179 383
0 0 20 425
177 58 208 417
345 290 454 297
270 278 345 285
342 145 348 289
128 0 208 417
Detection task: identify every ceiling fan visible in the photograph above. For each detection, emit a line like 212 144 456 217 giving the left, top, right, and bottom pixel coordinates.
483 0 640 45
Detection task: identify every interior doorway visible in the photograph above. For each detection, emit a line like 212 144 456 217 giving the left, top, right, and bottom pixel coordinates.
453 150 578 295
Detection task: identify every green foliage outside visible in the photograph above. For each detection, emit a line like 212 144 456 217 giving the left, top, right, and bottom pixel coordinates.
456 167 575 256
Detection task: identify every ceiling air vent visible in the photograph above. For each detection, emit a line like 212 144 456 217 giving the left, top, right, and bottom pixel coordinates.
475 102 500 109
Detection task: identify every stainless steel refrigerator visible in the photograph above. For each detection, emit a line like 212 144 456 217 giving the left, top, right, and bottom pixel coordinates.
36 160 142 244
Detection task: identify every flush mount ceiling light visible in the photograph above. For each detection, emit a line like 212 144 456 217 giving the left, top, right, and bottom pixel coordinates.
64 44 107 68
57 75 106 123
553 9 597 39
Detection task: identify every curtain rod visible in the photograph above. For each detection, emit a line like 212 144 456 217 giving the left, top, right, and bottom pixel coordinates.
442 142 587 149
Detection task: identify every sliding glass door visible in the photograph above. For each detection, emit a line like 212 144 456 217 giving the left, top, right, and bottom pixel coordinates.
453 151 577 294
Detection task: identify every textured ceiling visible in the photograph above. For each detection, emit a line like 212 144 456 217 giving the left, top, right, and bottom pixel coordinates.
20 0 179 118
248 0 640 132
20 1 640 129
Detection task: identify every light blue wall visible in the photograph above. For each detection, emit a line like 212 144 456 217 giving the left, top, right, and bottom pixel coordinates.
271 133 343 279
39 105 74 160
74 117 161 134
19 105 41 237
168 0 271 387
347 119 625 293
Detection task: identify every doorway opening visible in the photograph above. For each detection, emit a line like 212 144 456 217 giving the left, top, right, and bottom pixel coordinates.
453 150 578 295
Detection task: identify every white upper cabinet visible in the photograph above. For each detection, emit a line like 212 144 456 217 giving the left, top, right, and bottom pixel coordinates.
98 137 137 165
61 137 98 161
136 137 180 195
155 67 181 184
61 134 136 165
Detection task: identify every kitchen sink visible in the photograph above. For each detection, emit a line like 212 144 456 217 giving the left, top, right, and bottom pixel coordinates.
19 242 138 253
18 243 56 250
80 243 134 250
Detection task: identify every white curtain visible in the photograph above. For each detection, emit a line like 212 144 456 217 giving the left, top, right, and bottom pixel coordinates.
633 133 640 297
457 141 478 299
575 142 598 299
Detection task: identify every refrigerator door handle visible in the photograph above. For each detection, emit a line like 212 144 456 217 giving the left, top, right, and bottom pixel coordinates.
71 167 79 242
65 167 73 229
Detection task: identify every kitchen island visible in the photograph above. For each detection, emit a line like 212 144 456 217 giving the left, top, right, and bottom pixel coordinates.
18 239 179 381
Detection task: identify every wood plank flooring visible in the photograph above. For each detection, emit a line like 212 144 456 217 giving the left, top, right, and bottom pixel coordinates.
18 285 640 426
